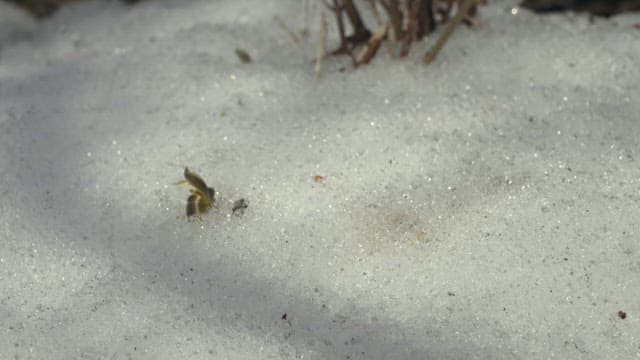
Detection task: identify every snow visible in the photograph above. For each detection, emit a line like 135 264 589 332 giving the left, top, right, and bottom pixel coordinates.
1 0 639 359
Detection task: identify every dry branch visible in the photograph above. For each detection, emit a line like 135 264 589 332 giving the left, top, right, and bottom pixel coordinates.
323 0 350 54
275 16 301 44
343 0 372 43
423 0 476 64
355 23 389 65
315 12 328 79
378 0 405 41
366 0 394 58
316 0 484 68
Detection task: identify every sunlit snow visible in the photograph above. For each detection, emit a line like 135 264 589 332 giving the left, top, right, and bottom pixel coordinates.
1 0 639 359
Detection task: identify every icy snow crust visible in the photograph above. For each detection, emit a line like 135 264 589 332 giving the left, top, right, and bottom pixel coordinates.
1 0 639 359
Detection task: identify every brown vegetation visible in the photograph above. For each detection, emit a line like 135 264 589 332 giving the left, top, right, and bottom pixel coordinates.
320 0 485 67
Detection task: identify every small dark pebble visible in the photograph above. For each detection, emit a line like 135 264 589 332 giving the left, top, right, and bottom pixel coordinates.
282 313 287 320
235 48 252 63
618 310 627 319
232 198 249 215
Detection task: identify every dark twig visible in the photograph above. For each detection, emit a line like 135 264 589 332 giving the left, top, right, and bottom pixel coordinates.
355 23 388 65
343 0 372 44
378 0 405 41
423 0 476 64
275 16 301 44
415 0 435 38
400 0 419 57
323 0 351 55
315 12 328 78
366 0 394 58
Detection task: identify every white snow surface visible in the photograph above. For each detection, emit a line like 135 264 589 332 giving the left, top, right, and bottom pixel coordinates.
1 0 639 359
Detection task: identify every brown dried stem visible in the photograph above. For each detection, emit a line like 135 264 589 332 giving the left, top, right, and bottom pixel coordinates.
366 0 394 58
400 0 435 57
322 0 350 55
355 23 389 65
315 12 328 79
275 16 301 44
343 0 372 43
423 0 475 64
378 0 404 41
415 0 435 38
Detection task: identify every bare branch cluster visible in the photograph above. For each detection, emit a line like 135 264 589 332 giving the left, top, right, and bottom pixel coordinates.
320 0 485 67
